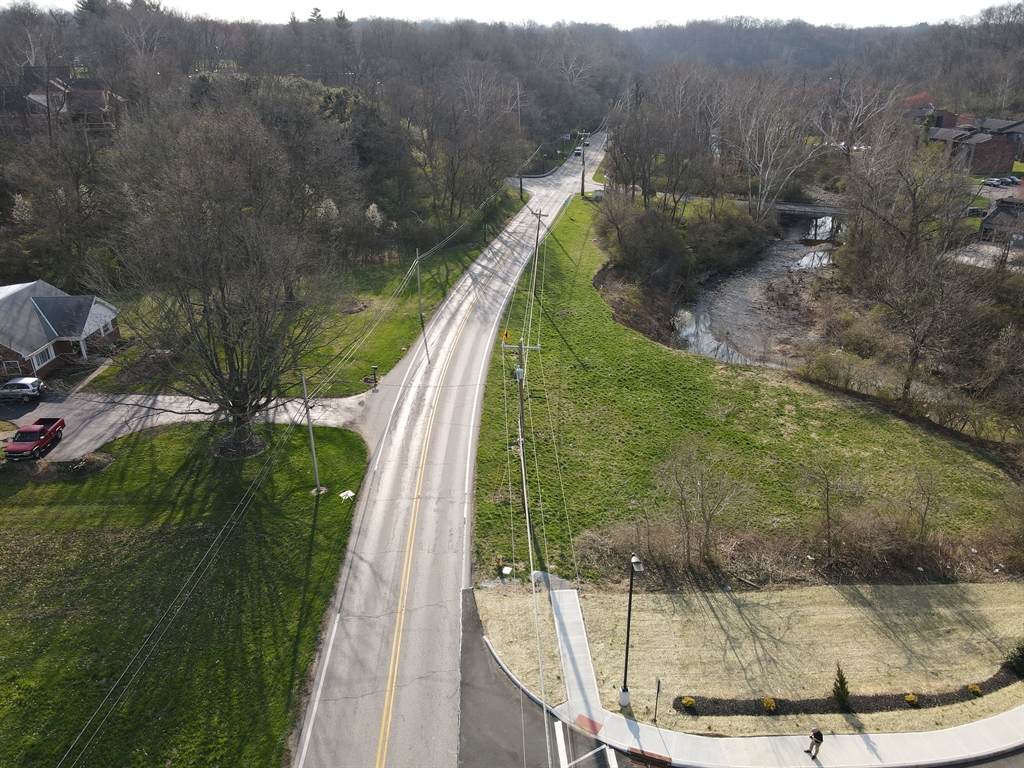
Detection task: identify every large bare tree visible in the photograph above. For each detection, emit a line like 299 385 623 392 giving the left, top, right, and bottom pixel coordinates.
722 66 819 222
99 104 345 452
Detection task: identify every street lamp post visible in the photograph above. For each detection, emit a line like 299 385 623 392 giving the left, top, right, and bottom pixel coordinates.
619 553 643 707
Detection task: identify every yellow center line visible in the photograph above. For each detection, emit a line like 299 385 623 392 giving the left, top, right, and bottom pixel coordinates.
374 212 538 767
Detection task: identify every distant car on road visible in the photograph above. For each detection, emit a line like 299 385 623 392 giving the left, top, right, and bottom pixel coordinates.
982 178 1003 187
0 377 47 402
573 147 582 156
3 417 64 460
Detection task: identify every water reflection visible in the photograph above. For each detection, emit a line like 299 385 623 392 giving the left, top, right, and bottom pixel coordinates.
674 303 753 365
794 250 832 270
801 215 834 242
673 215 836 366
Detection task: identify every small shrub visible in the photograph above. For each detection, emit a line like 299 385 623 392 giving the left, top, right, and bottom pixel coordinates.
832 663 852 711
968 684 982 697
904 693 919 707
762 697 776 713
681 696 696 709
1007 640 1024 675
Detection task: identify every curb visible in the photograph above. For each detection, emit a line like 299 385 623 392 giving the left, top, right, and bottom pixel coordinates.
481 636 1024 768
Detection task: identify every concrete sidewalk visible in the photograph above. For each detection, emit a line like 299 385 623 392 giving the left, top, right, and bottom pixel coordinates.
545 590 1023 768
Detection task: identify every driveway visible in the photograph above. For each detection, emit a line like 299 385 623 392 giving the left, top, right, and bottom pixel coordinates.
0 391 366 460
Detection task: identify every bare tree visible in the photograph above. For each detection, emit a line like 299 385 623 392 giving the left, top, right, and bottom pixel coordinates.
649 60 723 222
606 79 664 207
658 436 746 566
409 60 522 234
802 450 861 562
98 105 345 453
843 119 982 401
813 61 899 165
906 467 944 568
722 66 819 222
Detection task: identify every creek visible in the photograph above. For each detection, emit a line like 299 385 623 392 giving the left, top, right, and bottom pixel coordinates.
672 217 837 366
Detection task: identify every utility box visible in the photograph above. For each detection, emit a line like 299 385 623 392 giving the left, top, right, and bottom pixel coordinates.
593 187 605 201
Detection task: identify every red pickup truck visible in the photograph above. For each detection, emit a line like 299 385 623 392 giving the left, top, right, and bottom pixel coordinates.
4 417 65 461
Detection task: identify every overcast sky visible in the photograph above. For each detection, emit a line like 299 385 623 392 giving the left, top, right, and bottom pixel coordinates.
45 0 994 29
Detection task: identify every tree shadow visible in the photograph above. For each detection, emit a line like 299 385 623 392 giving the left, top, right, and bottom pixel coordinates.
831 582 1006 674
287 491 321 713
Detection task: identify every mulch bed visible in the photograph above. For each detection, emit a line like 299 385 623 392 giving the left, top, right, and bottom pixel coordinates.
672 663 1022 717
0 452 114 483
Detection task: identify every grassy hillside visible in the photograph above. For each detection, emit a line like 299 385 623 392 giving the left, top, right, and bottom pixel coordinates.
474 197 1018 581
0 424 367 766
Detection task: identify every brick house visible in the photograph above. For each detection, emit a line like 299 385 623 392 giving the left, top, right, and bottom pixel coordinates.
0 280 119 377
927 125 1019 175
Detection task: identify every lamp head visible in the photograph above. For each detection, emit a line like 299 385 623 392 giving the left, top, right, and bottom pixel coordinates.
631 554 643 573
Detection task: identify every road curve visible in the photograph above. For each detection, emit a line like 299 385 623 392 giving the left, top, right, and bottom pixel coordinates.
293 139 605 768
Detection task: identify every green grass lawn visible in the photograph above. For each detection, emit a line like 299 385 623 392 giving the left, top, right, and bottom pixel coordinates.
0 423 367 766
473 197 1019 580
303 239 483 397
86 192 525 399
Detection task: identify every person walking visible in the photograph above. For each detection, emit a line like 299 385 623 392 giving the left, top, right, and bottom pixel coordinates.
804 727 824 759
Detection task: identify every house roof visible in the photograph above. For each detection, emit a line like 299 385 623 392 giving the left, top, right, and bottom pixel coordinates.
928 127 993 145
982 199 1024 231
0 280 115 357
930 127 970 141
978 118 1024 134
33 295 96 337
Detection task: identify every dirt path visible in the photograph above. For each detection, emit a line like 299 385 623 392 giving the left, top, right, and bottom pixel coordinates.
476 582 1024 736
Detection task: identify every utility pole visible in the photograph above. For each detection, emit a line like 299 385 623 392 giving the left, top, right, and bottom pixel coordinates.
581 147 586 197
416 248 430 363
301 373 324 494
500 331 547 768
532 209 547 265
501 335 540 506
581 131 589 198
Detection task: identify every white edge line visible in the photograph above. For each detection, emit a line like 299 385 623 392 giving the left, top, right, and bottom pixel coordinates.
296 604 342 767
555 719 568 768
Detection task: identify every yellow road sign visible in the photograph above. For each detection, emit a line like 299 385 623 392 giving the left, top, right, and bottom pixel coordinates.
502 330 511 342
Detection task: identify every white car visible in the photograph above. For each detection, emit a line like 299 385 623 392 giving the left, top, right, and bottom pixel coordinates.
0 377 48 402
981 178 1003 187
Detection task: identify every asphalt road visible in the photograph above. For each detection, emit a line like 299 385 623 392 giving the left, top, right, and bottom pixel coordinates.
459 588 616 768
292 143 605 768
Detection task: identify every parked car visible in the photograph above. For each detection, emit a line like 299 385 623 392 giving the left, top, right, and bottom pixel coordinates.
982 178 1003 187
3 417 64 460
966 206 986 218
999 176 1020 186
0 377 47 402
